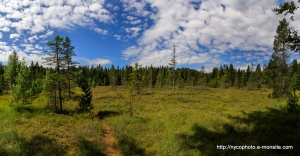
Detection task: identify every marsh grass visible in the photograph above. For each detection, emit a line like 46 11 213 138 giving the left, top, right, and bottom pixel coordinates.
1 86 299 155
0 89 106 156
94 86 299 155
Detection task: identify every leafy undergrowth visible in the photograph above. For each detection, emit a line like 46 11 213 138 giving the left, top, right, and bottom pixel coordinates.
94 86 300 156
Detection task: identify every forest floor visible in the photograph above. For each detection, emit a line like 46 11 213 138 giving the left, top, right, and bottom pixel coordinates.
1 86 300 155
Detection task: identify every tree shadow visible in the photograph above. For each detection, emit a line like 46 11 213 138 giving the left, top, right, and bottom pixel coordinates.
177 107 300 155
118 134 146 156
77 137 106 156
96 110 121 120
22 135 66 156
0 135 66 156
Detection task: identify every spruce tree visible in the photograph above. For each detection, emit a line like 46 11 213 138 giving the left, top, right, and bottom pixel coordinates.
76 75 93 113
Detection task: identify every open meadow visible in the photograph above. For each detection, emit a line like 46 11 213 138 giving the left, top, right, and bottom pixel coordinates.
1 86 300 155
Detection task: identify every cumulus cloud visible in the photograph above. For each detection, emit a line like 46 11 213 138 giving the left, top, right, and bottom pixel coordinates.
121 0 296 67
39 30 54 39
125 27 142 37
10 33 20 39
75 57 112 66
130 19 141 25
0 0 112 37
0 0 113 65
113 6 120 11
28 35 39 43
114 34 121 40
94 28 108 35
121 0 151 17
88 58 112 66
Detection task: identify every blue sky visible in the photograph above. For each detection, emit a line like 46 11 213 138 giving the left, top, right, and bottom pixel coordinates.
0 0 299 70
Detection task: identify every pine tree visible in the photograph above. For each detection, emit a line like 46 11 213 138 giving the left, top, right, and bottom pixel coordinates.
156 68 163 89
241 71 247 89
169 45 177 92
0 62 5 94
109 65 117 91
127 62 142 117
10 58 41 110
228 64 235 87
43 70 58 111
234 69 242 89
255 64 262 90
63 36 77 99
5 51 19 91
273 1 300 52
287 72 300 111
130 63 142 94
76 75 93 112
43 35 65 113
271 18 291 97
148 65 154 89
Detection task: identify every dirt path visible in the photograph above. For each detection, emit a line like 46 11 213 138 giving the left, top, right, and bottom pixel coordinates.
100 119 122 156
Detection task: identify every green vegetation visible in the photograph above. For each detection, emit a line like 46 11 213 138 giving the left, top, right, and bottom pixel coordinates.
95 86 300 155
0 4 300 154
2 85 299 155
0 91 105 156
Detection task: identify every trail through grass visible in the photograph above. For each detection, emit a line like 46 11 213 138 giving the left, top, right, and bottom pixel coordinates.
94 86 300 155
99 119 121 156
1 86 299 155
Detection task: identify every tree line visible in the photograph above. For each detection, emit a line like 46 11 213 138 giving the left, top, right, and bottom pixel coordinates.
0 1 299 113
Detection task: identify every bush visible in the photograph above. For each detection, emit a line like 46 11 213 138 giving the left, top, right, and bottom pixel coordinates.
208 78 219 88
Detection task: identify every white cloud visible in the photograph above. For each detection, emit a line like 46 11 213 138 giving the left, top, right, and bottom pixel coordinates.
130 19 141 25
75 57 112 66
113 6 120 11
35 44 43 50
10 33 20 39
94 28 108 35
125 27 141 37
106 3 114 8
1 0 112 35
0 0 114 66
28 35 39 43
89 3 103 12
114 34 121 40
0 27 10 32
39 30 54 39
121 0 294 68
127 16 137 20
88 58 112 66
121 0 151 17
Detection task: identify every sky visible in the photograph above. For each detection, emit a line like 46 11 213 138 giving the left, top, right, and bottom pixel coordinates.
0 0 299 71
